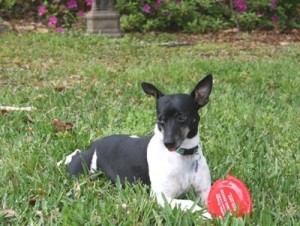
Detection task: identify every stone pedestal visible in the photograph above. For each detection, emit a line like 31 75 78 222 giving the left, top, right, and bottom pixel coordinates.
0 18 10 35
86 0 122 37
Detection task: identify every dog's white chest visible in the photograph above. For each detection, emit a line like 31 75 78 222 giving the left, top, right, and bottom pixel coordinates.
147 131 209 199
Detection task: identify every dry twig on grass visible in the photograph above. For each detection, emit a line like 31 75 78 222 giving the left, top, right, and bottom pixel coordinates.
0 106 34 111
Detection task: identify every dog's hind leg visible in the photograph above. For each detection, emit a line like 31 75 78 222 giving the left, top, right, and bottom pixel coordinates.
57 149 82 167
57 148 97 177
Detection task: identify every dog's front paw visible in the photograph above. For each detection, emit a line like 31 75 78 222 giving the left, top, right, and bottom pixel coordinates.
189 202 202 212
189 203 212 220
200 210 212 220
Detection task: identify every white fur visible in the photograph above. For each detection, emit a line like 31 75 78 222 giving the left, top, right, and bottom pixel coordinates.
90 150 98 173
57 149 81 166
130 135 139 138
148 125 211 219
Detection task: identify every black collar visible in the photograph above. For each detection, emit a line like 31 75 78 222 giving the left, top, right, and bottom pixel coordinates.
176 145 199 155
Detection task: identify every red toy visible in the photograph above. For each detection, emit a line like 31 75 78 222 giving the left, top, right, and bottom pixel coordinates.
207 175 252 217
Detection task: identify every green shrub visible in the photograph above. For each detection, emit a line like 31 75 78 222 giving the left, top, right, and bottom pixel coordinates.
116 0 230 32
116 0 300 32
0 0 299 32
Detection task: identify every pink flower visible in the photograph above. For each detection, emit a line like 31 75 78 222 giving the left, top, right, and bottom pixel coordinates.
48 16 58 27
143 3 151 14
38 5 47 16
271 15 279 23
154 0 161 10
77 10 86 17
233 0 248 14
86 0 93 6
67 0 78 9
270 0 276 10
56 26 64 33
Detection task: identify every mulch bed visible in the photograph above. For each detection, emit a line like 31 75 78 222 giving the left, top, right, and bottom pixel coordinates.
1 19 300 45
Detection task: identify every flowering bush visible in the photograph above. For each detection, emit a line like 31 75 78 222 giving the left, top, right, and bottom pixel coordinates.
0 0 299 32
116 0 300 32
0 0 92 32
229 0 300 30
116 0 230 32
37 0 92 32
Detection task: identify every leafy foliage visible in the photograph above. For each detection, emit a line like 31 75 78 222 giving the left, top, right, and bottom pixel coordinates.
0 0 92 31
116 0 300 32
0 0 299 32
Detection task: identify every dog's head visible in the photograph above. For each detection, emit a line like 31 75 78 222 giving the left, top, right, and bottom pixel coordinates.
142 74 213 151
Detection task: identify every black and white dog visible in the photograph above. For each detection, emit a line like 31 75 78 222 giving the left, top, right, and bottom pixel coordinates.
58 74 213 218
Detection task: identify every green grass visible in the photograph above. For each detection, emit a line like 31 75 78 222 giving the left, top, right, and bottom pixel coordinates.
0 32 299 225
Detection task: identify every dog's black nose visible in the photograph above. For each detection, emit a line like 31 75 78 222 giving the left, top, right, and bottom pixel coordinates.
164 142 177 151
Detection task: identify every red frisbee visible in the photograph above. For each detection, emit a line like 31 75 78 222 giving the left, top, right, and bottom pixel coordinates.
207 175 252 217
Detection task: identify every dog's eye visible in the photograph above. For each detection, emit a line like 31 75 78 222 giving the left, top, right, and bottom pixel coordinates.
177 115 187 123
157 116 165 124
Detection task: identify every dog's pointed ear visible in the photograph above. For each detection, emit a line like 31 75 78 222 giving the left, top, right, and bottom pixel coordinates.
191 74 213 108
141 82 164 99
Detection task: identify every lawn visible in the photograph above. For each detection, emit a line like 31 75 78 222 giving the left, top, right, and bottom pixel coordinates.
0 32 299 225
